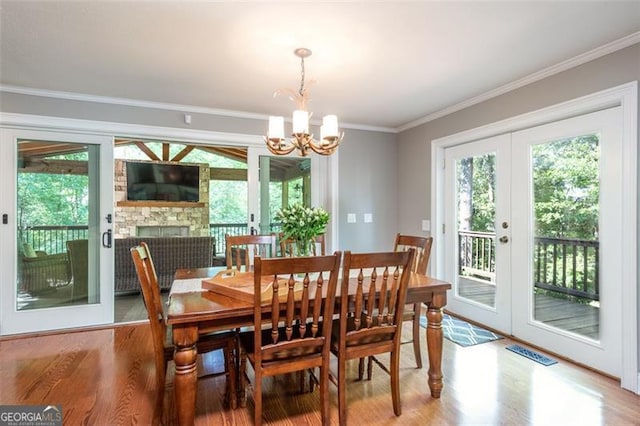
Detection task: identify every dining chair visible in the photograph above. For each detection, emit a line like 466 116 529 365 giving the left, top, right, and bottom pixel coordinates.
239 252 342 426
130 242 238 425
330 249 415 426
225 234 277 271
279 233 326 257
394 234 433 369
361 234 433 378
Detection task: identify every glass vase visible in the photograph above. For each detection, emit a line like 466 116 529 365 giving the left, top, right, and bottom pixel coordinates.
295 238 312 257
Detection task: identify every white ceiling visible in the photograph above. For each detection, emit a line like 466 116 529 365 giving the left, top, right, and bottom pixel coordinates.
1 1 639 131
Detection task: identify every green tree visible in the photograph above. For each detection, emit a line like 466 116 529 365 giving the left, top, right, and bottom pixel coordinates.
532 135 599 240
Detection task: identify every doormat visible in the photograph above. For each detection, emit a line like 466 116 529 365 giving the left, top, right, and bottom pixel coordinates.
420 313 503 347
506 344 557 366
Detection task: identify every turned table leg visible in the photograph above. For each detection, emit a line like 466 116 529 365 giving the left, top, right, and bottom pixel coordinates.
426 293 446 398
173 325 199 426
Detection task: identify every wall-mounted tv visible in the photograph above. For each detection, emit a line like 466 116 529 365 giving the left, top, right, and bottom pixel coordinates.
126 162 200 202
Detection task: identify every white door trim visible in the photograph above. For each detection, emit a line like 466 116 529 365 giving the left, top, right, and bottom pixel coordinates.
431 81 638 393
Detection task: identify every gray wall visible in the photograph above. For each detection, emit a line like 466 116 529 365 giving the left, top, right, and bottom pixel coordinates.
397 42 640 378
338 129 398 252
397 43 640 236
0 92 399 253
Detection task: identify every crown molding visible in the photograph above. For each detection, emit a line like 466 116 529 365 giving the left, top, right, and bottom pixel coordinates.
397 31 640 133
0 85 396 134
0 111 262 146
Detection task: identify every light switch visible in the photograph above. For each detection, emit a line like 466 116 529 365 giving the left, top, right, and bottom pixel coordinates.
422 219 431 231
364 213 373 223
347 213 356 223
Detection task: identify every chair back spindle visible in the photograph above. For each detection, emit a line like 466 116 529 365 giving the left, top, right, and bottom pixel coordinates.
225 234 277 271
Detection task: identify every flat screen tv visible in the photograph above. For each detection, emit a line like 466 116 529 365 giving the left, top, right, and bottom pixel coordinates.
126 162 200 202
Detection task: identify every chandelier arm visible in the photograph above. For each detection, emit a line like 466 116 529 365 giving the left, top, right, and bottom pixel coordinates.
308 132 343 155
264 137 297 155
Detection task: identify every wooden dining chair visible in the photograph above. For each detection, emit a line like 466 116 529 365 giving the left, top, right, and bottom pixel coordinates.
279 233 326 257
130 242 238 425
239 252 342 426
330 249 415 426
394 234 433 369
225 234 277 271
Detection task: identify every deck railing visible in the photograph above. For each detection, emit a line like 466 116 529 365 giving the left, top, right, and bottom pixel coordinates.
21 225 89 255
534 236 599 301
209 222 281 255
458 230 599 301
209 223 248 255
458 231 496 281
22 225 599 301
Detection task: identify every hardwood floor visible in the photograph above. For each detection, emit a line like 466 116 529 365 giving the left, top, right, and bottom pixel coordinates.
1 322 638 425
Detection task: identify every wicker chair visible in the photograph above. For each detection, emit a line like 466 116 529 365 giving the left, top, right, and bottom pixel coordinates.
19 251 70 294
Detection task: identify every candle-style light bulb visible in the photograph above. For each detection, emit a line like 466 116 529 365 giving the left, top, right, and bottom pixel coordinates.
292 110 309 134
322 115 339 138
268 116 285 140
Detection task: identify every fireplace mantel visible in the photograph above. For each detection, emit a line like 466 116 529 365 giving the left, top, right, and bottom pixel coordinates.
116 200 206 208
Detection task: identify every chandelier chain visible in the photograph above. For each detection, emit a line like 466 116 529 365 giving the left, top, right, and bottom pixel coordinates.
299 56 306 97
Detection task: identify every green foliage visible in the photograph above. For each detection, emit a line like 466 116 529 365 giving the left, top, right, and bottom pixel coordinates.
18 173 89 227
532 135 599 239
209 180 247 223
458 134 599 241
457 154 495 232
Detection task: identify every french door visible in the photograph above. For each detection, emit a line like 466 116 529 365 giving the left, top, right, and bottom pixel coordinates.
444 134 512 332
443 107 623 377
0 128 114 335
510 107 623 376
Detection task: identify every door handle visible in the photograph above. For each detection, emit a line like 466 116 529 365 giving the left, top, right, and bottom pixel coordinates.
102 229 112 248
499 235 509 243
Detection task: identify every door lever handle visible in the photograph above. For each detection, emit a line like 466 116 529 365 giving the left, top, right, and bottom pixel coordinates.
499 236 509 243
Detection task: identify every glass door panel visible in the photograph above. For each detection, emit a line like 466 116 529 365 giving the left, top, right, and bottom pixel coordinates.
17 143 99 309
258 155 311 236
456 153 497 308
0 129 114 335
531 135 600 339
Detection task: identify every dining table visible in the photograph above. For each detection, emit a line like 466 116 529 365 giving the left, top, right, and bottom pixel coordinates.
167 267 451 426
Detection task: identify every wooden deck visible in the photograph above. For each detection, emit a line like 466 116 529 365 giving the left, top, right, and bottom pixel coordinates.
458 276 600 340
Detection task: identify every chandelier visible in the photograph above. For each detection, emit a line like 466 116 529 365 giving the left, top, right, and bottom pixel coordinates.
265 48 343 156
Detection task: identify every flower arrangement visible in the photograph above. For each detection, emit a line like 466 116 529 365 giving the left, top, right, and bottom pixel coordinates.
274 204 329 256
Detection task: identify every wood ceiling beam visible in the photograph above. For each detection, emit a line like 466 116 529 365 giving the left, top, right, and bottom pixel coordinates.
210 167 248 181
162 143 170 161
134 142 161 161
19 158 88 175
198 146 247 163
172 146 195 162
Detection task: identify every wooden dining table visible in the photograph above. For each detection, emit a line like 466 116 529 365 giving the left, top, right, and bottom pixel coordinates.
167 267 451 426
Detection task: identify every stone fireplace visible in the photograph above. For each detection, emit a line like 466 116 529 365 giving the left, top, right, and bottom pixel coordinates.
137 225 190 237
113 159 210 239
